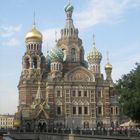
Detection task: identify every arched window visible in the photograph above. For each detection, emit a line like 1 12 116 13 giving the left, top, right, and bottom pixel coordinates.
62 48 66 61
84 121 89 128
59 64 61 70
32 57 37 69
71 48 76 62
25 58 30 69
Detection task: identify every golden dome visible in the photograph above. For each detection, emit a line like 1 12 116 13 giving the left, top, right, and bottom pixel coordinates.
25 25 42 42
105 63 112 69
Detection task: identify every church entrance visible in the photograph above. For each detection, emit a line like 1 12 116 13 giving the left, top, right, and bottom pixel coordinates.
37 119 47 132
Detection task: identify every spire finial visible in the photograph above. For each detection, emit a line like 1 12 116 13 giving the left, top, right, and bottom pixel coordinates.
32 11 36 28
107 51 109 63
93 34 96 47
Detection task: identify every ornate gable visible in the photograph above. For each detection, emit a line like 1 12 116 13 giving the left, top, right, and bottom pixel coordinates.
64 66 95 82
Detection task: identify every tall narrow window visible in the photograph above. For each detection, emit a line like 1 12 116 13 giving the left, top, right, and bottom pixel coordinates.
111 107 113 115
25 58 30 69
116 107 118 115
78 91 81 97
73 107 76 115
84 107 88 114
72 91 76 97
98 106 102 115
57 106 61 115
62 49 66 61
71 48 76 62
32 57 37 68
78 107 82 115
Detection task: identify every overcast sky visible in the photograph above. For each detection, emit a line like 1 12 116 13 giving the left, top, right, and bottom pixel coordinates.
0 0 140 114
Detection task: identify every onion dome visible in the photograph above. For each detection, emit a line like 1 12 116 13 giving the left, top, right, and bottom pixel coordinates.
87 46 102 64
64 2 74 12
105 52 112 69
105 63 112 69
49 46 64 62
25 24 42 42
87 35 102 64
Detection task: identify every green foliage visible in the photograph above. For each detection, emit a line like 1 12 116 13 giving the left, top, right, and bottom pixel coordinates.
115 63 140 121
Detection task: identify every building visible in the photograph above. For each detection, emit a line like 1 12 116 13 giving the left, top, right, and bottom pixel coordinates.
0 114 14 129
15 1 120 131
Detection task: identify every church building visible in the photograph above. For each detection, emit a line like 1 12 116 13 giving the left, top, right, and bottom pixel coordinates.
15 1 120 131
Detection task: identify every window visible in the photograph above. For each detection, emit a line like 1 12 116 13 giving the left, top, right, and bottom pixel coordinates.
57 106 61 115
66 90 69 93
111 107 113 115
32 57 37 69
78 107 82 114
78 91 81 97
71 48 76 62
84 91 87 97
98 106 102 115
84 107 88 114
98 91 101 98
73 107 76 115
57 90 60 97
25 58 30 69
116 107 118 115
66 94 69 97
72 91 76 97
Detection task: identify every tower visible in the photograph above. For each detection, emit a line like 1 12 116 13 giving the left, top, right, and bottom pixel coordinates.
49 40 64 80
105 52 113 85
87 35 102 78
15 1 120 131
57 1 85 71
18 21 46 111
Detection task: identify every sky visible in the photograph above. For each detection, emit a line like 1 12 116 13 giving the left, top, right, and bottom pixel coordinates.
0 0 140 114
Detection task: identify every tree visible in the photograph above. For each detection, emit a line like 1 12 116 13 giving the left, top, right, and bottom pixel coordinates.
115 63 140 122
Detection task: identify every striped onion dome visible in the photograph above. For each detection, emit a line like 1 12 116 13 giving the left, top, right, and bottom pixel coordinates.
64 2 74 12
49 46 64 62
46 52 51 65
87 46 102 64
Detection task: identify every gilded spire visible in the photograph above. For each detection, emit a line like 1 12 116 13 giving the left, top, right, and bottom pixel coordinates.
25 12 43 42
107 51 109 63
105 51 112 69
32 11 36 29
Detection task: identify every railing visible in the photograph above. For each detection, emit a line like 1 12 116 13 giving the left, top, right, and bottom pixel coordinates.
9 128 140 137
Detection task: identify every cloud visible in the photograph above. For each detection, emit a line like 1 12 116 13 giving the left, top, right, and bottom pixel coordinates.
2 38 20 47
0 24 22 37
74 0 140 29
111 42 140 81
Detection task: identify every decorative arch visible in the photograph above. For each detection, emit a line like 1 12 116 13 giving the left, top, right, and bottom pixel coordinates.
64 66 95 82
83 121 89 128
31 55 40 69
25 122 31 132
24 55 31 69
71 48 76 62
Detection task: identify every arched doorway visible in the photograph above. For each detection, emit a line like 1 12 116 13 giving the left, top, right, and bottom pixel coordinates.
25 122 31 132
83 121 89 128
37 119 47 132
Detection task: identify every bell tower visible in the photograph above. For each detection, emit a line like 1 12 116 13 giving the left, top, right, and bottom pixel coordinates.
57 1 85 71
18 21 46 111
